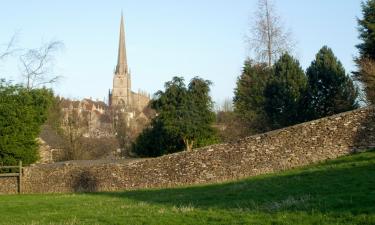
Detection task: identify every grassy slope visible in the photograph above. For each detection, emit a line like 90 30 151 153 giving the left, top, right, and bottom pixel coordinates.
0 150 375 225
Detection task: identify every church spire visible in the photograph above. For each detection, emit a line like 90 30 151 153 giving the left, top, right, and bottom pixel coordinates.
115 12 128 75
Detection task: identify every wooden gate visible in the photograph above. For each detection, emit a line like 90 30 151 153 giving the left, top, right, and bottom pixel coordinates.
0 161 23 194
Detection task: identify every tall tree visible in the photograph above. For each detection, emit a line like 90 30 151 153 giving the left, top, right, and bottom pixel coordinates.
357 0 375 60
187 77 218 149
249 0 294 67
233 59 272 133
134 77 217 156
132 118 184 157
152 77 216 152
306 46 358 119
0 80 53 165
354 0 375 104
264 53 307 128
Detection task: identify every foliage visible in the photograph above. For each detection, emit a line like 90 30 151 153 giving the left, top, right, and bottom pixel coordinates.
354 0 375 104
355 58 375 104
133 76 218 156
356 0 375 60
1 150 375 224
264 53 307 129
193 130 220 149
215 111 247 141
306 46 358 120
0 80 53 165
45 96 64 131
232 50 357 137
233 59 272 134
132 119 184 157
152 76 217 152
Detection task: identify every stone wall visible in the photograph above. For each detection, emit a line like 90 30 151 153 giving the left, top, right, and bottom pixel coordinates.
0 177 18 194
1 106 375 194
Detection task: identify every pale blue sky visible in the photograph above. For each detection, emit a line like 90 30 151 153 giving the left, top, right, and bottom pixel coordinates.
0 0 362 105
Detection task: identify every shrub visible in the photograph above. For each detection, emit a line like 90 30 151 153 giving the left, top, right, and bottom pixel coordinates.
0 81 53 165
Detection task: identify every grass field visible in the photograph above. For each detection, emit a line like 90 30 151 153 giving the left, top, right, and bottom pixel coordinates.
0 150 375 225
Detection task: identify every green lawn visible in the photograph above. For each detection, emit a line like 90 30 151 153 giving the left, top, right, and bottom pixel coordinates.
1 150 375 225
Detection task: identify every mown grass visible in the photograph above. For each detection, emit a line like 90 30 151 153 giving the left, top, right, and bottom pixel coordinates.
0 150 375 225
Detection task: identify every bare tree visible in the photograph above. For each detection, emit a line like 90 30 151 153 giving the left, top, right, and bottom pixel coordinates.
19 40 63 89
215 98 233 113
0 34 19 61
64 110 87 160
249 0 294 67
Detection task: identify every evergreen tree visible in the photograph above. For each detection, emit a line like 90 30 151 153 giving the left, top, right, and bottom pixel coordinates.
0 80 53 165
264 53 307 129
233 59 272 133
354 0 375 104
186 77 218 149
357 0 375 60
306 46 358 119
133 76 218 156
132 118 184 157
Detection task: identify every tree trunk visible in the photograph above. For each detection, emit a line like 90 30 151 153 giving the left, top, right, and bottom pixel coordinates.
265 0 272 67
183 138 194 152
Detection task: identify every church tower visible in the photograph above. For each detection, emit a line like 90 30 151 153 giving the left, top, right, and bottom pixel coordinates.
109 13 131 108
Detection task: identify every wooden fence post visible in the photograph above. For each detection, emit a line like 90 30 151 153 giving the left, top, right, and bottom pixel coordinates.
18 161 22 194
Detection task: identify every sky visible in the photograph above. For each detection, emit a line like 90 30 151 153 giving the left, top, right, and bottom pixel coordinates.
0 0 363 105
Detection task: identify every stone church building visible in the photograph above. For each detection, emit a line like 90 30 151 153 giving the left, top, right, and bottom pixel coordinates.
38 14 153 163
57 14 151 139
108 13 150 112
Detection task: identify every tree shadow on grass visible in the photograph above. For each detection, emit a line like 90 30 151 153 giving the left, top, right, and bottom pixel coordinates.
72 170 98 192
92 150 375 215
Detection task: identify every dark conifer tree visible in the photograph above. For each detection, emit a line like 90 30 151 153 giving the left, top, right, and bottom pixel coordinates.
133 77 218 156
0 81 54 165
233 59 272 133
354 0 375 104
357 0 375 60
306 46 358 119
264 53 307 129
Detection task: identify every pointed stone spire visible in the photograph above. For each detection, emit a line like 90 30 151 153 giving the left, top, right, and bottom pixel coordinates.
115 12 128 75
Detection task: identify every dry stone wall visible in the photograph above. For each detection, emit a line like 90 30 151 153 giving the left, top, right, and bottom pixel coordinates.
0 177 18 194
1 106 375 194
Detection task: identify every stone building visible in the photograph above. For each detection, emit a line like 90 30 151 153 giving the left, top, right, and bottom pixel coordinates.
108 13 150 112
59 13 151 136
60 98 113 138
40 14 153 162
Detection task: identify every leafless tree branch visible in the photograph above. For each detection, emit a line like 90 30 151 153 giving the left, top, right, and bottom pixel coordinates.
19 40 64 89
0 33 21 61
248 0 295 67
